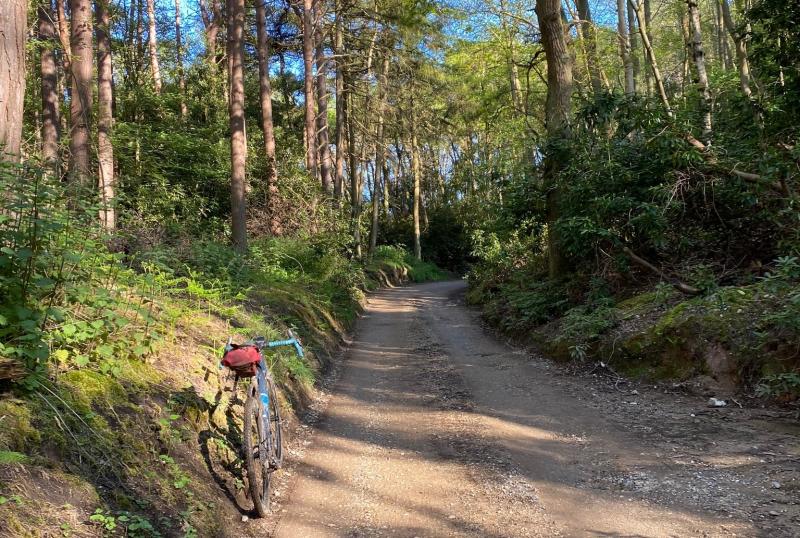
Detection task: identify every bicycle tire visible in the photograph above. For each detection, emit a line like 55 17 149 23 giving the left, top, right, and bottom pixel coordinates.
243 384 271 517
266 377 283 469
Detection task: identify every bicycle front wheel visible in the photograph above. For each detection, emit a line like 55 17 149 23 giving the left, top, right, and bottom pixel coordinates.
266 377 283 470
243 384 271 517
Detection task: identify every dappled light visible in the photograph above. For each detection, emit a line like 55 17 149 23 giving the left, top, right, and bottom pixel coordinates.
2 0 799 535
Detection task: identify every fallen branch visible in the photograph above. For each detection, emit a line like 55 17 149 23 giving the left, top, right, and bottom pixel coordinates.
685 134 790 196
622 246 702 296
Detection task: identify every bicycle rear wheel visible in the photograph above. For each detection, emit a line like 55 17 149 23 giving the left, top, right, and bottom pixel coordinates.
243 384 271 517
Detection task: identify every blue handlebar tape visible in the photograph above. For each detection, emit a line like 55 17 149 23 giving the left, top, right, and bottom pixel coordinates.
267 338 304 358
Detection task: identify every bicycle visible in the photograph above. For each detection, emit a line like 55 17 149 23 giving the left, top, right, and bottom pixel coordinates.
220 330 304 517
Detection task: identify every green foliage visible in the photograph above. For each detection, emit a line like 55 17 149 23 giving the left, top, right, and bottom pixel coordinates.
756 372 800 400
0 450 28 465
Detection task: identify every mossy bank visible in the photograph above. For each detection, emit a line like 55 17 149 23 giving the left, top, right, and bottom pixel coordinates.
0 237 444 537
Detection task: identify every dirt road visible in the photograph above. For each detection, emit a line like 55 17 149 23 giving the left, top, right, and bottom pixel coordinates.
266 281 799 537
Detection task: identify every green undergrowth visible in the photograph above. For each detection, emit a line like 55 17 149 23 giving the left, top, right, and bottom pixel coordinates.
468 254 800 402
0 170 445 536
367 245 449 284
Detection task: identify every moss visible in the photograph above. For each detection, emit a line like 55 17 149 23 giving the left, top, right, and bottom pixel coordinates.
616 291 661 314
0 399 41 452
652 301 694 336
59 370 128 415
115 358 163 389
0 450 29 464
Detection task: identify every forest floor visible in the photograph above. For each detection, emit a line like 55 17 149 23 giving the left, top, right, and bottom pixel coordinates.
248 280 799 537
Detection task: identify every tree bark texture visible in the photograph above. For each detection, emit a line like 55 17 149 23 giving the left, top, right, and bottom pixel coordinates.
617 0 635 95
535 0 573 278
347 78 361 259
147 0 163 93
96 0 115 229
687 0 713 143
255 0 281 235
69 0 93 182
302 0 318 180
627 0 640 91
369 52 390 256
315 9 334 194
0 0 27 161
227 0 248 251
175 0 187 117
333 4 345 200
40 2 61 171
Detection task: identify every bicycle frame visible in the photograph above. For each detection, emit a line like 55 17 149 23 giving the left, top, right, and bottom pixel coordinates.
222 332 304 465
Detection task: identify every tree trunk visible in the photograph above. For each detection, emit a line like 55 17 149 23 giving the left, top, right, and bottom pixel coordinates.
302 0 318 180
346 76 361 259
535 0 573 278
175 0 187 117
0 0 26 161
627 0 640 92
227 0 247 251
575 0 603 95
40 1 61 171
720 0 753 100
643 0 654 95
255 0 281 235
315 9 334 194
333 3 345 201
681 8 691 95
96 0 115 229
411 131 422 261
687 0 712 143
616 0 635 95
369 52 390 256
137 0 145 63
200 0 221 66
69 0 93 182
630 0 672 116
147 0 162 94
57 0 72 72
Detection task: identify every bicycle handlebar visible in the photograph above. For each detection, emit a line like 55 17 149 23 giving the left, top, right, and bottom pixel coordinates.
222 331 305 362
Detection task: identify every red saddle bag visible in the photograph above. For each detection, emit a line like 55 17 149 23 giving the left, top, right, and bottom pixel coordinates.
222 346 261 377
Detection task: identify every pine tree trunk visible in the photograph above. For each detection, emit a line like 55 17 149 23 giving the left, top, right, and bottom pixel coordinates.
175 0 187 117
137 0 145 63
315 9 334 194
147 0 162 94
346 77 361 259
302 0 318 180
0 0 27 161
369 52 390 256
57 0 72 73
255 0 281 235
69 0 93 182
617 0 635 95
687 0 713 143
199 0 221 67
333 3 345 201
96 0 115 229
40 2 61 171
227 0 247 251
